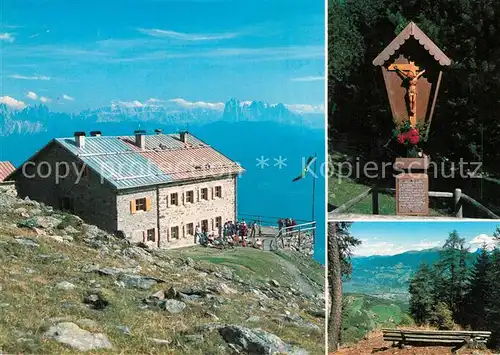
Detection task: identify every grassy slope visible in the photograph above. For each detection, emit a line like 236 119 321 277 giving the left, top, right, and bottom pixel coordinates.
341 293 412 346
0 195 325 354
179 248 325 293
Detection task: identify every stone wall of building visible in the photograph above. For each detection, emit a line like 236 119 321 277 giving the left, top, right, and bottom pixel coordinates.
14 142 118 233
116 188 158 245
157 176 237 248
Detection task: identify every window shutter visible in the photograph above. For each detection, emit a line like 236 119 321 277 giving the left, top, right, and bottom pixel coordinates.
211 187 214 199
142 230 146 243
182 192 185 205
165 195 169 208
130 200 136 214
146 197 152 211
197 189 200 202
154 228 158 244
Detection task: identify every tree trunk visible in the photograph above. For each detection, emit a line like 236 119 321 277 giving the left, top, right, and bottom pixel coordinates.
328 222 342 352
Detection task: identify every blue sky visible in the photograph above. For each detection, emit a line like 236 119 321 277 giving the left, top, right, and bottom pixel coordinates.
0 0 325 113
350 221 500 256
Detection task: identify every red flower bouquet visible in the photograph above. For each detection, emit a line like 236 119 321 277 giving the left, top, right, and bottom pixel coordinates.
397 127 420 145
393 120 426 157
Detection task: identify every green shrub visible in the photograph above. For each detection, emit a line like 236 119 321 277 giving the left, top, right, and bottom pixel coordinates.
430 302 456 330
398 313 415 327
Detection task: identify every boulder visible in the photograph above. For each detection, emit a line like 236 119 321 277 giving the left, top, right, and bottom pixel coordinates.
14 237 39 248
117 325 132 335
83 292 109 310
122 247 154 262
283 314 321 331
148 337 170 345
55 281 76 291
218 325 308 355
95 266 141 276
64 226 79 234
81 263 100 273
14 207 29 217
213 283 238 295
47 235 65 243
62 235 74 242
246 316 261 323
162 299 187 314
216 266 234 280
43 322 112 351
35 216 62 229
269 279 280 288
85 225 106 239
119 274 165 290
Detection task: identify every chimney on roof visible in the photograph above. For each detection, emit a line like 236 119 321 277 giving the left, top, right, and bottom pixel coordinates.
90 131 102 137
180 131 188 144
74 131 86 148
134 129 146 150
154 129 163 135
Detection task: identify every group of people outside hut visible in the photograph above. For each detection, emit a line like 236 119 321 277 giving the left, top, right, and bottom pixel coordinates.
195 219 263 250
277 217 297 236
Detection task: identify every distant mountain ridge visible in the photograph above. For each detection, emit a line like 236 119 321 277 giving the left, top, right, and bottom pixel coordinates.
0 98 324 137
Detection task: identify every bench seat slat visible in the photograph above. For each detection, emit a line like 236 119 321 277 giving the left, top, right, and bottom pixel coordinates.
384 337 467 342
386 339 467 344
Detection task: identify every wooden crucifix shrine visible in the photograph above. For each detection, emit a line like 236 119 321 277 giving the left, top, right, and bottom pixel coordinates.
373 21 452 216
387 61 426 127
373 21 451 131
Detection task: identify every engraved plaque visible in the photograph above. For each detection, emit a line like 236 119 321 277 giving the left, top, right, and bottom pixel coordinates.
396 173 429 216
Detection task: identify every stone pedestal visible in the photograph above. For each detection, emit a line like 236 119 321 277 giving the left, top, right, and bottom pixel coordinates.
395 157 429 216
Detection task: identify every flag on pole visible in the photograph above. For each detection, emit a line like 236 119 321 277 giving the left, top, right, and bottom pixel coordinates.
292 155 316 182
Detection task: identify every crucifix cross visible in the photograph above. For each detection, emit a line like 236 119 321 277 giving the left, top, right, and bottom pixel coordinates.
388 61 426 127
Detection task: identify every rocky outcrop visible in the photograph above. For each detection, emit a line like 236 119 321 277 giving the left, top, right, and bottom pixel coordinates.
43 322 113 351
0 188 325 354
272 232 315 256
218 325 309 355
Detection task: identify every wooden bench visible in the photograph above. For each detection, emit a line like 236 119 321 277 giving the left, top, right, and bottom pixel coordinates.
382 328 492 350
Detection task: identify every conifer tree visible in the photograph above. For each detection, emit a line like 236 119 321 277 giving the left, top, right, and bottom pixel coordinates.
465 244 492 330
486 227 500 348
435 230 470 319
409 263 435 325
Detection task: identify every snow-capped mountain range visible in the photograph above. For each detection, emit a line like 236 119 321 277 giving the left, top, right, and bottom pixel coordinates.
0 98 324 136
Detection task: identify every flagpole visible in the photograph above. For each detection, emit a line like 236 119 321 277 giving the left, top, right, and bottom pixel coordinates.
312 153 317 244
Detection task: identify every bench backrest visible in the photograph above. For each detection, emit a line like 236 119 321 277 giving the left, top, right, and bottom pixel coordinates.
382 329 492 344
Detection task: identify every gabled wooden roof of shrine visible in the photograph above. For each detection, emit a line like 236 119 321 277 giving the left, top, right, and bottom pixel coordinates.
373 21 452 67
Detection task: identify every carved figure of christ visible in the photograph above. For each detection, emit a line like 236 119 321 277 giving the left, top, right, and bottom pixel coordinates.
388 61 426 127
